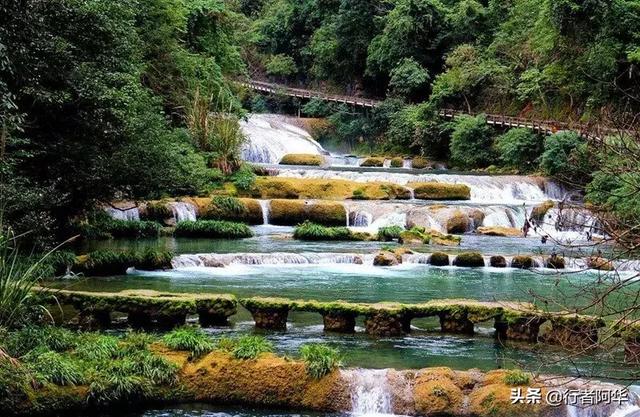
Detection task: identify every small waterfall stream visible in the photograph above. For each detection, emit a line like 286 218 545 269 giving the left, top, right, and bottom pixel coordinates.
258 200 271 225
345 369 393 416
169 202 197 222
105 206 140 221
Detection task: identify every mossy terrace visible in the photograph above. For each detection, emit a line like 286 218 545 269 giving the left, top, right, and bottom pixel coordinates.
37 288 237 329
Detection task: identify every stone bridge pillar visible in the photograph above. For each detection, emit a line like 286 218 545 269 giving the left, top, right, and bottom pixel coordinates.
365 311 408 337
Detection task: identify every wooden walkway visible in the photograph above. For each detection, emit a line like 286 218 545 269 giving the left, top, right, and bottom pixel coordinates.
239 79 623 140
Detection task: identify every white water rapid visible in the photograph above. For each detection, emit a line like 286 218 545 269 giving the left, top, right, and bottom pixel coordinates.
105 206 140 221
275 168 567 204
240 114 326 163
344 369 393 416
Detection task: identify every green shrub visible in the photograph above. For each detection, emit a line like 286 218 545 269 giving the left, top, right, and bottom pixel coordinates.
174 220 253 239
162 326 214 357
75 333 120 361
0 357 32 410
26 350 84 386
377 225 404 241
121 331 156 350
232 335 273 360
80 216 161 240
495 128 543 171
503 369 531 386
212 196 246 215
300 344 342 379
230 164 256 191
215 336 237 353
4 325 78 357
449 115 495 169
351 188 370 200
293 221 357 241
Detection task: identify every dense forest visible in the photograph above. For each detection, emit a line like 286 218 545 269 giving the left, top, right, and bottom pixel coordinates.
2 0 640 246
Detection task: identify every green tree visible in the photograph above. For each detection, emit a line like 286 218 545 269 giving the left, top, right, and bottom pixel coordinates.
494 128 543 171
265 54 297 78
449 115 495 169
539 131 583 176
388 58 430 99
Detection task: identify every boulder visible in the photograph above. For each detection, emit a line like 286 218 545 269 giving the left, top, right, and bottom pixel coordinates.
545 255 565 269
489 255 507 268
586 256 614 271
279 153 324 166
429 252 450 266
477 226 522 237
409 182 471 200
530 200 554 225
453 252 485 267
446 210 470 234
511 255 535 269
361 157 385 167
373 251 400 266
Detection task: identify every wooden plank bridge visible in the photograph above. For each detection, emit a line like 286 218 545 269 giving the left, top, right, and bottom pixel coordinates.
238 79 626 140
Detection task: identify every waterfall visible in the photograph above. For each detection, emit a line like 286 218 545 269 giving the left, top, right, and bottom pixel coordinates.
169 202 197 222
105 206 140 221
275 168 569 203
350 210 373 227
344 369 393 416
172 252 375 267
258 200 271 225
402 159 412 169
382 159 391 168
240 114 326 163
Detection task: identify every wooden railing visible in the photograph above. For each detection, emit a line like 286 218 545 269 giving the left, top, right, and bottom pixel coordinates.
239 79 628 140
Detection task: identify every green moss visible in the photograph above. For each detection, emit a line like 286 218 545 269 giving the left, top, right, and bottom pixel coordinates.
174 220 253 238
511 255 534 269
399 227 430 244
72 249 173 276
409 182 471 200
429 252 450 266
200 196 263 225
390 157 404 168
279 153 324 166
453 252 485 267
247 177 409 200
269 200 346 226
240 297 296 312
361 157 385 167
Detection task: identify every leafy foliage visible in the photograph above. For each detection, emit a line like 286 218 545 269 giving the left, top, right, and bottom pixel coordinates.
494 129 543 172
449 115 495 169
174 220 253 239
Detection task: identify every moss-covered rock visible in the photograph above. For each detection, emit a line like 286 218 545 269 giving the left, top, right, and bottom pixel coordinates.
270 200 346 226
73 249 173 276
409 182 471 200
430 230 462 246
586 256 614 271
511 255 535 269
453 252 485 267
446 210 470 234
530 200 554 225
398 228 429 244
193 196 263 225
142 201 173 223
279 153 324 166
477 226 522 237
468 374 547 417
411 157 431 169
247 177 411 200
360 157 385 167
489 255 507 268
414 372 463 415
429 252 450 266
545 254 565 269
373 251 400 266
390 157 404 168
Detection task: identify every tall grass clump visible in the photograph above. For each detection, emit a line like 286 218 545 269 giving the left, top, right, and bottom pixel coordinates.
175 220 253 239
162 326 215 357
0 225 51 328
25 350 84 386
377 225 404 241
300 344 342 379
503 369 531 386
293 221 354 241
231 335 273 359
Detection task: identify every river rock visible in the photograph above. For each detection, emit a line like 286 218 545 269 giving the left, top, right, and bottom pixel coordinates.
374 251 400 266
489 255 507 268
477 226 522 237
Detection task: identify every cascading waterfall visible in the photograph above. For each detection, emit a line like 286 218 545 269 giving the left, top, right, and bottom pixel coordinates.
240 114 326 163
343 369 393 416
172 252 375 268
105 206 140 221
533 207 605 241
169 202 197 222
350 210 374 227
258 200 271 225
275 168 568 203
